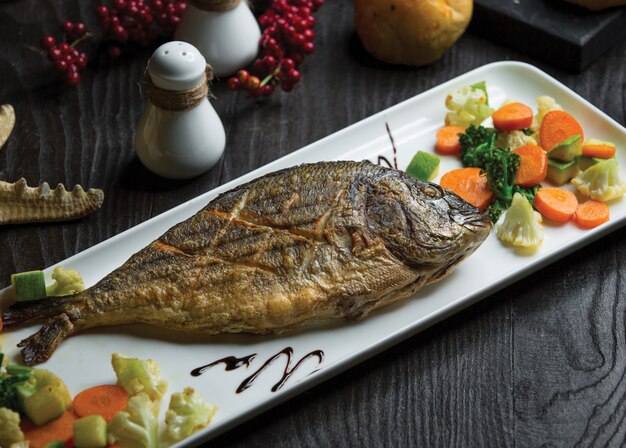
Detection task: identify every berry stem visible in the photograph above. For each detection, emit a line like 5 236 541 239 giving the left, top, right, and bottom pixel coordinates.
260 68 279 88
70 32 95 48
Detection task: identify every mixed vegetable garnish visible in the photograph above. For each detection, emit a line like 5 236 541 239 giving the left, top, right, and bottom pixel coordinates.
406 82 626 251
10 267 86 303
0 350 216 448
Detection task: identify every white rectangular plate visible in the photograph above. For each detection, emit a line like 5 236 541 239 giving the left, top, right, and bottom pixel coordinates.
2 61 626 446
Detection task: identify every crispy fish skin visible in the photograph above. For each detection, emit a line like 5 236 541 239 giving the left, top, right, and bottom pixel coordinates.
3 161 491 365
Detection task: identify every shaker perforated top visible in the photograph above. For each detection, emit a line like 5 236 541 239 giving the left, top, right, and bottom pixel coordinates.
147 41 206 91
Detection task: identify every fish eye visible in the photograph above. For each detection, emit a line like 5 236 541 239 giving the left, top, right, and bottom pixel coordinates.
421 184 443 200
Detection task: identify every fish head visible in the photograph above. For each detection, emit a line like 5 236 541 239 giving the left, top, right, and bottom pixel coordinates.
365 173 491 271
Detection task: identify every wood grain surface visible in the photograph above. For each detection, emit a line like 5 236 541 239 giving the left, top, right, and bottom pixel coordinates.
1 0 625 446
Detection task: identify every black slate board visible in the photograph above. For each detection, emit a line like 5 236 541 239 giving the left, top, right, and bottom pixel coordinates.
469 0 626 72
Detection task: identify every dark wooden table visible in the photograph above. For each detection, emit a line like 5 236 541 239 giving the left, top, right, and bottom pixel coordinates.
1 1 626 446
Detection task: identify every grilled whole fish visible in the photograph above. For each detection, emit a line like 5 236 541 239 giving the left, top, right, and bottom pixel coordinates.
3 161 491 365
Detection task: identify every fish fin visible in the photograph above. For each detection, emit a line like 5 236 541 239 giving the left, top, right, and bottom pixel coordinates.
17 314 75 366
2 294 81 330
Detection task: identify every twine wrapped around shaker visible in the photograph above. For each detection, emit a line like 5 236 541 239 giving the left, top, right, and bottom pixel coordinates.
144 65 214 111
190 0 241 11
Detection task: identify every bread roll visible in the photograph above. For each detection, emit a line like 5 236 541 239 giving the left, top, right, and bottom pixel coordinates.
354 0 472 67
565 0 626 10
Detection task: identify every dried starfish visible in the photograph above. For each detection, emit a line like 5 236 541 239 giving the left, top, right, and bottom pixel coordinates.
0 104 15 150
0 178 104 225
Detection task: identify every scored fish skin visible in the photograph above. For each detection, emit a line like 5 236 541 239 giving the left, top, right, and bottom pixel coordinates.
3 161 491 365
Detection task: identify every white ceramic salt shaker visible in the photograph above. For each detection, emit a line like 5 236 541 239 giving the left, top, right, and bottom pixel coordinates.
135 41 226 180
174 0 261 77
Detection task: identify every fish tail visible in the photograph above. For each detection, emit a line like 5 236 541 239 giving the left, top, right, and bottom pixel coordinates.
2 294 82 330
18 314 75 366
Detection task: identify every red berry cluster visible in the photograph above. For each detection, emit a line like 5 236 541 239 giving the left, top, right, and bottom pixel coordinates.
39 1 187 86
228 0 324 97
96 0 187 56
61 20 89 41
40 21 90 86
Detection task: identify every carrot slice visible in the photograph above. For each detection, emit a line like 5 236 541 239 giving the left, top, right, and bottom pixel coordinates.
492 102 533 131
512 144 548 187
73 384 129 423
534 188 578 223
440 167 495 211
582 144 615 159
21 411 76 448
575 200 609 229
540 110 584 151
435 126 465 155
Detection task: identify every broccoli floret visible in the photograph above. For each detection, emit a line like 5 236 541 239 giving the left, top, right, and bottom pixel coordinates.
482 146 520 204
459 125 497 168
165 387 217 442
496 193 544 248
0 407 26 447
46 266 86 297
0 373 31 411
571 158 626 201
0 381 20 412
108 393 158 448
487 202 506 224
0 351 32 414
112 354 168 411
487 186 540 224
459 125 541 223
513 185 541 205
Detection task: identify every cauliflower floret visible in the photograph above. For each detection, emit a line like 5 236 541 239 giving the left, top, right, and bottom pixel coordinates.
108 393 158 448
531 95 564 134
165 387 217 442
536 95 563 124
46 266 86 297
496 193 544 248
112 354 168 411
571 158 626 201
445 85 494 128
0 407 25 448
496 130 537 150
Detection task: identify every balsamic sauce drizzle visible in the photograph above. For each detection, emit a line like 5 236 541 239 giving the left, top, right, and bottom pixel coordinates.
237 347 324 393
377 156 394 169
190 354 257 377
190 347 325 394
375 122 398 169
